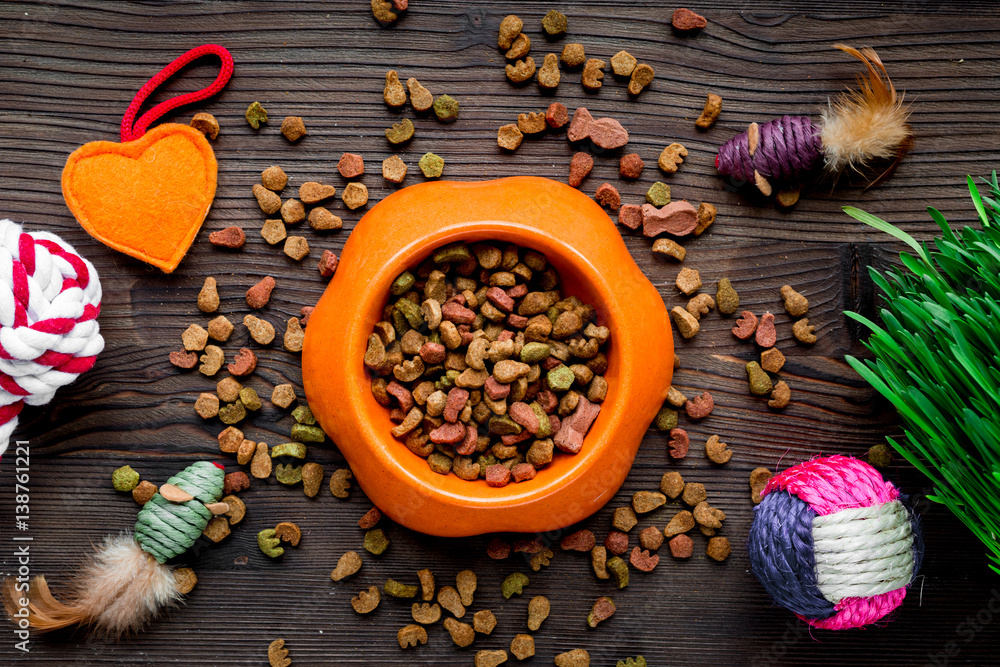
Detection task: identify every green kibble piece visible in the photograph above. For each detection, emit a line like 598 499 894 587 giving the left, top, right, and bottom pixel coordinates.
746 361 774 396
112 465 140 492
258 528 284 558
546 365 576 392
476 454 497 477
391 271 416 296
541 9 567 35
239 387 262 411
385 578 420 598
618 658 647 667
868 443 893 469
392 308 411 337
545 307 561 324
607 556 629 589
432 95 459 122
716 278 740 315
436 369 460 391
292 405 316 424
520 342 551 364
501 572 530 599
218 401 246 425
433 243 472 264
395 297 424 329
428 452 453 474
245 101 268 130
419 153 444 178
654 405 678 431
271 442 308 459
291 423 326 443
365 528 390 555
275 463 303 485
646 182 671 206
530 402 552 438
489 415 523 436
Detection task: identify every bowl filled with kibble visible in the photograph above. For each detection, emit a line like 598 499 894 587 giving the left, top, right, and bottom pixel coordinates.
303 176 673 536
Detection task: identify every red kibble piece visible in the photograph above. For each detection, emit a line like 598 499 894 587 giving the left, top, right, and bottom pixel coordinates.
668 427 690 459
358 507 382 529
668 534 694 558
484 376 511 400
560 529 596 552
223 471 250 495
513 537 546 554
541 356 562 371
641 201 698 237
501 430 532 446
246 276 276 309
386 380 415 412
319 250 339 277
497 329 515 342
337 152 365 178
169 349 198 369
458 326 474 346
429 421 466 444
485 286 515 312
553 396 601 454
300 306 315 327
486 463 512 488
508 401 540 434
604 530 629 556
441 301 476 324
507 313 528 329
619 153 645 179
546 102 569 129
618 204 643 230
755 312 777 348
228 348 257 377
672 7 707 31
536 389 558 414
567 107 594 143
629 546 660 572
443 388 470 423
488 538 511 559
419 342 447 364
209 226 246 249
568 152 594 188
548 414 561 434
732 311 758 339
685 392 714 419
511 462 537 482
595 183 621 211
456 424 479 455
506 284 528 299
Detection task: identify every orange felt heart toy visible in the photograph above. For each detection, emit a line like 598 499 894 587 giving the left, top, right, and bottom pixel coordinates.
61 123 217 273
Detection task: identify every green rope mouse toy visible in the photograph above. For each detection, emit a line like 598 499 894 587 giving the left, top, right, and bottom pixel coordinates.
3 461 227 635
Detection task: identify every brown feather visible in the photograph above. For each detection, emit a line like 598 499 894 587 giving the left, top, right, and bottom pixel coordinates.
820 44 912 177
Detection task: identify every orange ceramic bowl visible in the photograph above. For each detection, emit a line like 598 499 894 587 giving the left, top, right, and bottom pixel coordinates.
302 176 673 537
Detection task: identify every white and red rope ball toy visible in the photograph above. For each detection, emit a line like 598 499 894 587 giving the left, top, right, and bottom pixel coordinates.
0 219 103 457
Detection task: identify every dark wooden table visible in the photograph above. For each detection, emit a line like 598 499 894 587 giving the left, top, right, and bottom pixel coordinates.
2 1 999 664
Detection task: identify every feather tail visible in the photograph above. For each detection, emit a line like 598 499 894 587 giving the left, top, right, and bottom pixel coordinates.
820 44 912 180
2 534 182 636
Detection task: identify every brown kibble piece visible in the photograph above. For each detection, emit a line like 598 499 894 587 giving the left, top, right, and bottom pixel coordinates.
761 347 786 373
382 155 408 184
397 624 428 649
695 202 717 236
664 509 695 537
538 53 560 90
444 617 475 647
687 293 715 320
473 609 497 634
298 182 336 206
302 461 324 497
407 78 433 112
223 471 250 495
221 494 246 524
510 634 535 660
668 534 694 558
246 276 275 309
707 536 732 562
253 184 282 215
632 490 666 514
595 183 621 211
182 324 208 351
261 219 287 245
342 182 369 210
546 102 569 129
518 111 547 136
670 306 700 339
526 595 550 631
643 201 699 237
371 0 397 25
384 70 407 108
284 317 305 352
560 529 596 552
198 345 224 376
769 380 791 409
476 650 509 667
244 315 275 345
582 58 605 91
505 33 530 60
613 506 638 532
228 348 257 377
195 278 221 314
497 124 524 151
498 15 523 49
776 188 802 208
568 152 594 188
385 118 415 145
268 639 291 667
174 567 198 595
261 166 288 191
456 569 477 606
619 204 643 231
561 43 586 68
660 471 684 499
169 349 197 369
208 226 245 250
672 7 707 30
554 649 590 667
274 521 302 546
411 602 441 625
195 392 219 419
506 57 536 84
658 143 687 174
668 427 690 459
780 285 809 317
610 50 637 77
352 585 381 614
750 467 773 504
132 480 157 505
331 551 363 581
732 311 758 340
272 384 296 408
250 442 271 479
619 153 644 180
685 392 714 419
284 236 310 261
280 116 307 142
281 199 305 225
591 546 609 579
487 538 511 560
437 585 466 618
236 438 255 465
329 468 353 498
682 482 707 507
628 63 655 95
190 112 219 139
639 525 665 551
793 319 817 344
675 267 701 295
696 93 722 129
705 435 733 464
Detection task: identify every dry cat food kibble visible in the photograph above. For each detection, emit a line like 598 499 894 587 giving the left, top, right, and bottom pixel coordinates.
505 33 530 60
749 466 772 504
546 102 569 128
419 153 444 178
384 70 407 108
268 638 291 667
732 311 758 340
695 202 717 235
756 312 777 348
588 596 616 627
246 276 276 309
611 50 637 77
582 58 605 91
433 95 460 122
497 124 524 151
595 183 621 210
408 78 433 111
646 182 671 207
568 152 594 188
568 107 629 149
769 380 791 408
716 278 739 315
386 118 415 145
658 142 687 173
793 318 817 344
497 14 523 49
190 112 219 139
695 93 723 129
367 242 609 486
476 650 508 667
672 7 707 30
506 57 536 83
619 154 645 179
245 101 267 129
383 155 408 183
628 63 655 95
643 201 699 237
518 111 547 135
281 116 307 142
538 53 561 90
209 226 245 250
619 205 643 231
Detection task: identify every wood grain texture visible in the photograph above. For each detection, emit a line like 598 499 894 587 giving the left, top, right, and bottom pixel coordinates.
1 1 999 664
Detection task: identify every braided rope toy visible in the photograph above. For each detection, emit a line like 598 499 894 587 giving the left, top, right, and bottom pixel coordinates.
748 456 923 630
716 44 911 197
3 461 226 635
0 219 103 458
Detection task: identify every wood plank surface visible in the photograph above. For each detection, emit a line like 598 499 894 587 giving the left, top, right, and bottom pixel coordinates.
1 1 999 665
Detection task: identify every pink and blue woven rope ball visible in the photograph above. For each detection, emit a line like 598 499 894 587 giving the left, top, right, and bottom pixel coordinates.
748 455 923 630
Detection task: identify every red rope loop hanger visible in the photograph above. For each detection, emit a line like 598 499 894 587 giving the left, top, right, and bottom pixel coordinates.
120 44 234 142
